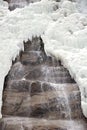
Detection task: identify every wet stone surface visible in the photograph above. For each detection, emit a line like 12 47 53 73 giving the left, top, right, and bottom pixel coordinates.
0 37 87 130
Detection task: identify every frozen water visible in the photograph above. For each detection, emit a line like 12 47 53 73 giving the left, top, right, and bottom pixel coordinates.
76 0 87 14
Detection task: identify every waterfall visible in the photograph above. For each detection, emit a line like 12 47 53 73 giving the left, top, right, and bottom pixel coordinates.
0 37 86 130
43 64 72 119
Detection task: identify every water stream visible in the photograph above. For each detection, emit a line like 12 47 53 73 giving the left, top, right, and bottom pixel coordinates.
44 64 72 120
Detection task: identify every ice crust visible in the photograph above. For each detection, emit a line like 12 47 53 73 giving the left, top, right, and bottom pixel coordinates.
0 0 87 118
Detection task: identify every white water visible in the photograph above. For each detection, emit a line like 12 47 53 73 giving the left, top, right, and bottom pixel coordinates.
62 86 72 120
43 65 72 119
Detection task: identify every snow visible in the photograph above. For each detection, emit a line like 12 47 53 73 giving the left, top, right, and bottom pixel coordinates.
76 0 87 14
0 0 87 118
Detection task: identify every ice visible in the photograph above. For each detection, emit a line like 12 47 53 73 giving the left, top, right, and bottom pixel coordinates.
76 0 87 14
0 0 87 118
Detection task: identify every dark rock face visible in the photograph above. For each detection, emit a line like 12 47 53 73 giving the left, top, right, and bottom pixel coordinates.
4 0 41 10
0 37 87 130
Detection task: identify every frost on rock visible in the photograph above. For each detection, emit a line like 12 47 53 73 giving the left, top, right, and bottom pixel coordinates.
0 0 87 118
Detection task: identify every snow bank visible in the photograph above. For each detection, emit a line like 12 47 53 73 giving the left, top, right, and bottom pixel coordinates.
0 0 87 118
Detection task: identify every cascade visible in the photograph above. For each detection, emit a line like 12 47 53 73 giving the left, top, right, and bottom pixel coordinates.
0 37 87 130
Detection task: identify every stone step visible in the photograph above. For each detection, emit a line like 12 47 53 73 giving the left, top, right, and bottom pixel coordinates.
0 117 87 130
7 63 71 80
5 80 79 93
25 69 70 80
2 88 82 119
6 62 26 80
25 75 75 84
24 66 75 83
21 51 61 66
41 66 69 72
21 51 46 65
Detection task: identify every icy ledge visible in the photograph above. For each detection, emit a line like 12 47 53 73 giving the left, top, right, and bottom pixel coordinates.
0 0 87 118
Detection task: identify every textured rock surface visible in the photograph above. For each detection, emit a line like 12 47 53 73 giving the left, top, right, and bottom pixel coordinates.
0 117 87 130
0 37 87 130
4 0 41 10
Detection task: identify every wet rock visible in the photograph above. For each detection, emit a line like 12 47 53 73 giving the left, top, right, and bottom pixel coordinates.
6 80 30 92
7 62 26 80
2 85 83 119
0 117 87 130
30 104 49 118
24 37 45 52
1 37 87 129
30 81 42 96
25 66 42 80
4 0 41 11
45 56 61 67
21 51 45 65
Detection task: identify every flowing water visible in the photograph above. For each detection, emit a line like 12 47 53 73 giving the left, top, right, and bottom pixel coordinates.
0 37 87 130
44 65 72 120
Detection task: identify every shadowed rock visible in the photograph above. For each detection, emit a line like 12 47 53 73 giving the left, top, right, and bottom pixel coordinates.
4 0 41 10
